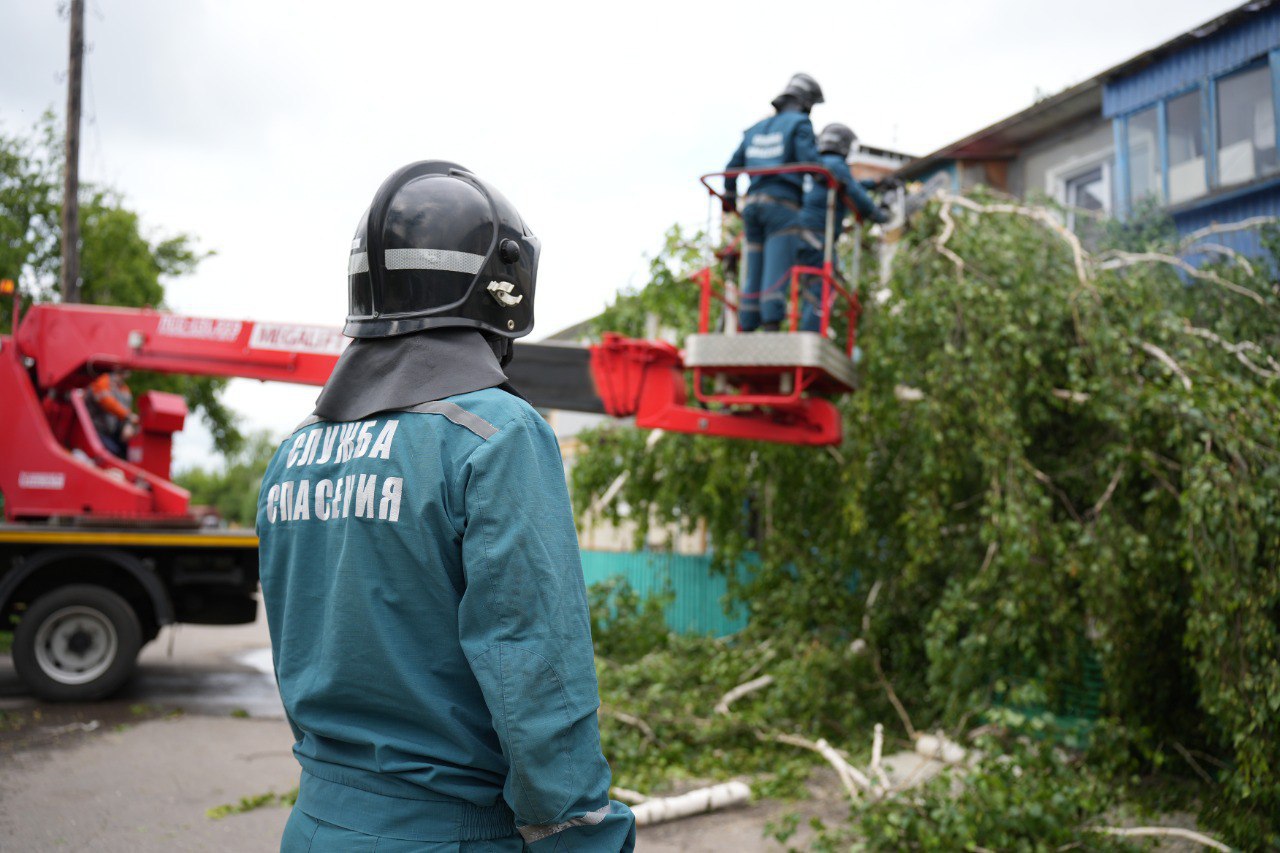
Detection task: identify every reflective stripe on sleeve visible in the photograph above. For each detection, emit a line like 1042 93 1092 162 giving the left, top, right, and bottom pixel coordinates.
517 804 612 844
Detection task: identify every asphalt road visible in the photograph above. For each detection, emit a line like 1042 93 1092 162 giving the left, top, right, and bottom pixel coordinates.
0 608 820 851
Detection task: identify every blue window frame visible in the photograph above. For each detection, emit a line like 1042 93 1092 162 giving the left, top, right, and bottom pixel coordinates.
1115 54 1280 216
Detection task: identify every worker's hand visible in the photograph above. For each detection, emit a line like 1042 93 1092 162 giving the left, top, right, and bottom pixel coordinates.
721 196 737 216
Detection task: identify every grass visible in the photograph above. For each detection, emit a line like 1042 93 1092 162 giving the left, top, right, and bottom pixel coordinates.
0 632 11 655
206 787 298 820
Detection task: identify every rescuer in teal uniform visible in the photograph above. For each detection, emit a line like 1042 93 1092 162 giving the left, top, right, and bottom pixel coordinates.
258 161 636 852
797 123 889 332
724 73 823 331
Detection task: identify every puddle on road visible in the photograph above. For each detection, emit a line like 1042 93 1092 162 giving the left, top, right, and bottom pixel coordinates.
237 647 276 675
126 646 285 720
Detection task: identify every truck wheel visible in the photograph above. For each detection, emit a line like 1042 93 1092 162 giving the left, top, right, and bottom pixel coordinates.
12 585 143 702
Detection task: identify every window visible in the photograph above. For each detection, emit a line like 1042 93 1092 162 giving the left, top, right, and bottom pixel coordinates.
1127 106 1161 204
1063 165 1110 232
1167 89 1207 203
1216 65 1278 186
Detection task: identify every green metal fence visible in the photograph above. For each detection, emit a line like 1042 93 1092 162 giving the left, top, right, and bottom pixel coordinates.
580 550 747 637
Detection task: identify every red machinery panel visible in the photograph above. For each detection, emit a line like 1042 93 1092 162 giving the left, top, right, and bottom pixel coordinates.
131 391 188 481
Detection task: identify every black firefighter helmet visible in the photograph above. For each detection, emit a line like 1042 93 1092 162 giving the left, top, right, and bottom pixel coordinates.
817 123 857 158
772 73 825 113
345 160 540 339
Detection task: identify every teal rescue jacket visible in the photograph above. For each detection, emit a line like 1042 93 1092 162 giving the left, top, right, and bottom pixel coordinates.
257 387 635 850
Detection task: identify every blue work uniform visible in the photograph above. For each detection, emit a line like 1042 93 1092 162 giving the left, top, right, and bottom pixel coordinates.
725 110 820 330
258 387 636 852
797 153 886 332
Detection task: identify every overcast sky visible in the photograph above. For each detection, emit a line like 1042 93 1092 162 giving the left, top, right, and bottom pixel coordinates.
1 0 1239 469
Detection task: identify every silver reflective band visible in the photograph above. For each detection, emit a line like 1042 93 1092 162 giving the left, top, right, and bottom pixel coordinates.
384 248 485 275
291 401 498 441
348 252 369 275
401 400 498 440
292 414 323 434
518 804 612 844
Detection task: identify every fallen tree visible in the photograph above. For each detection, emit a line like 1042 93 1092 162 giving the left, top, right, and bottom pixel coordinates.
581 196 1280 848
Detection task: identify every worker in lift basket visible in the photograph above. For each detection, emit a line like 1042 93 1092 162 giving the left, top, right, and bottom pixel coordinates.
87 365 139 458
797 123 889 333
724 72 824 332
256 161 636 852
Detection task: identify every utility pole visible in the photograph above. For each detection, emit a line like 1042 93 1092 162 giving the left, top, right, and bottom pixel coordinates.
61 0 85 303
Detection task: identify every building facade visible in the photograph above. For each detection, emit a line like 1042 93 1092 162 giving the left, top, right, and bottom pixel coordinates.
900 1 1280 256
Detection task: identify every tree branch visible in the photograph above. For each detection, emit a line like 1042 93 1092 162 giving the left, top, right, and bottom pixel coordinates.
1182 323 1280 379
1051 388 1091 404
1087 826 1230 851
1171 740 1215 786
760 731 871 799
934 200 966 274
1179 215 1277 248
1099 250 1265 306
599 706 659 744
1087 464 1125 520
610 787 648 805
861 580 919 740
1182 242 1255 277
715 675 775 716
1138 340 1193 391
938 194 1093 293
1029 466 1084 523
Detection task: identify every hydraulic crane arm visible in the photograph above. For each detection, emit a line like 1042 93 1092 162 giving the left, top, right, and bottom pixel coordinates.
2 302 841 522
14 303 838 441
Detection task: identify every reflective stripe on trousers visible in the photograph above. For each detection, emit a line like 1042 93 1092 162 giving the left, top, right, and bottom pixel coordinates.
740 199 801 330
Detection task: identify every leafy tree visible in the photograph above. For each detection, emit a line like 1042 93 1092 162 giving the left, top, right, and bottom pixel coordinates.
0 114 241 454
575 194 1280 847
176 431 278 527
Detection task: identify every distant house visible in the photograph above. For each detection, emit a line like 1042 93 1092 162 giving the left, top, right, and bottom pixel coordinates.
899 0 1280 256
849 142 913 184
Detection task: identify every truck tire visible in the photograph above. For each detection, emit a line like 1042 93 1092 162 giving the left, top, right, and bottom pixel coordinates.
12 584 143 702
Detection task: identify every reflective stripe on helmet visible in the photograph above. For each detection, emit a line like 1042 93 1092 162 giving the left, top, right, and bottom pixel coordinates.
348 253 370 275
384 248 486 275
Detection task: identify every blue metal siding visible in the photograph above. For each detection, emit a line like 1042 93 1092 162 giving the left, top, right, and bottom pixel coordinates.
1175 180 1280 259
580 550 749 637
1104 9 1280 117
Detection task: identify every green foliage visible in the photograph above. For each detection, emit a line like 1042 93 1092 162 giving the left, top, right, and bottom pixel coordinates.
0 114 59 307
574 195 1280 846
591 580 888 798
176 431 279 526
591 224 708 342
589 577 673 662
206 787 297 820
830 737 1135 851
0 115 240 454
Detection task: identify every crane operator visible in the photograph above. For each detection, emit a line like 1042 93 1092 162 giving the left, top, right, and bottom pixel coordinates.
257 161 636 852
87 366 139 458
724 73 824 332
